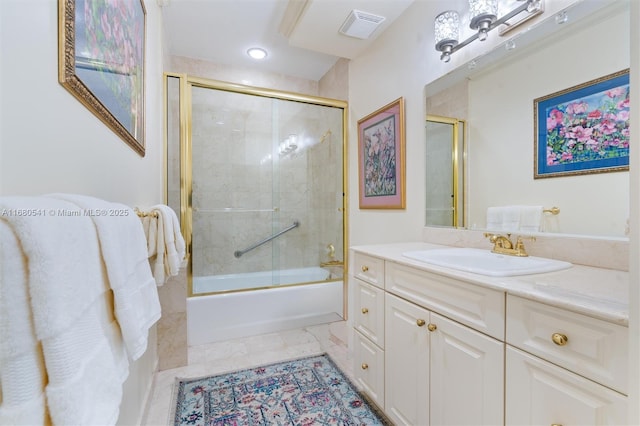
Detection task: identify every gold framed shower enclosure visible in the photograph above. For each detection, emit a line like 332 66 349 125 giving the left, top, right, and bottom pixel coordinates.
163 73 348 315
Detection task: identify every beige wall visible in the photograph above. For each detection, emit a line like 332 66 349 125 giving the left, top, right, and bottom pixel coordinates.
628 3 640 423
347 1 432 245
0 0 164 209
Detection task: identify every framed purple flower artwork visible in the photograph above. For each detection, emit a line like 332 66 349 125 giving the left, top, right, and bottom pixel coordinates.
357 97 406 209
59 0 146 156
534 69 629 178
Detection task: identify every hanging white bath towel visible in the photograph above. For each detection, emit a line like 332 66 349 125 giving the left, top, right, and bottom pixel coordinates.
49 193 161 361
0 196 130 425
519 205 544 232
0 220 48 426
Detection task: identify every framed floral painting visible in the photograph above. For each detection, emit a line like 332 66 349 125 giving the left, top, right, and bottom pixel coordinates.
59 0 146 156
358 97 406 209
534 69 629 178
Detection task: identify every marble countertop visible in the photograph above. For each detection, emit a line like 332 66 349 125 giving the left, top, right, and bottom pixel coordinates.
350 242 629 326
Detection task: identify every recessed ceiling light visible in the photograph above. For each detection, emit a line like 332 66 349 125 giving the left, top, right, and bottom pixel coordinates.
247 47 267 60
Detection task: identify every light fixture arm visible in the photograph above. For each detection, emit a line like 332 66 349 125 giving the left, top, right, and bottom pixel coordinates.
437 0 541 61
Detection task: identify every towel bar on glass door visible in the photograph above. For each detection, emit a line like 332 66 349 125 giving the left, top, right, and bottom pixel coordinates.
234 221 300 258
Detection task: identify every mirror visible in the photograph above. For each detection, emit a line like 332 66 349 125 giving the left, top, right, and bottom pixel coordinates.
426 115 465 228
425 0 630 238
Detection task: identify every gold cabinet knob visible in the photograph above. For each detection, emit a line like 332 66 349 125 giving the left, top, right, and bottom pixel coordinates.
552 333 568 346
361 308 369 314
361 363 369 370
361 265 369 272
416 319 426 327
427 323 437 332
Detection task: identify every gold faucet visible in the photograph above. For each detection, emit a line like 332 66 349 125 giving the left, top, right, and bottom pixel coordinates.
321 243 344 267
483 233 535 257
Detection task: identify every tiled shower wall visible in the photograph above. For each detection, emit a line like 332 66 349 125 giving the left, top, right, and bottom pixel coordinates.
190 89 344 278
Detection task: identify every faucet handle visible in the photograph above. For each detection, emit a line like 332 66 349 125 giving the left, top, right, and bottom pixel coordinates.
515 235 536 246
514 235 536 256
483 232 499 242
483 232 512 244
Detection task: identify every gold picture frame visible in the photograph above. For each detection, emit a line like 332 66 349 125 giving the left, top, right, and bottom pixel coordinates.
534 69 629 178
58 0 146 156
357 97 406 209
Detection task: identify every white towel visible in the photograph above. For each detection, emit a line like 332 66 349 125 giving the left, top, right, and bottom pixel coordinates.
143 205 186 286
486 206 504 231
487 205 543 233
0 220 48 426
0 196 129 425
519 205 543 232
486 205 520 231
502 206 521 232
49 193 161 361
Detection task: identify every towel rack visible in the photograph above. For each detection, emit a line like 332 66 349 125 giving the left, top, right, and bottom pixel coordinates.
543 207 560 215
134 208 158 218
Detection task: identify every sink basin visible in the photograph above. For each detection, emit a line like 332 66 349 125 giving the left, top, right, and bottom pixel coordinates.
402 248 572 277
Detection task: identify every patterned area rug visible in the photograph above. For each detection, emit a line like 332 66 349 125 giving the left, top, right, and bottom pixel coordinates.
172 353 390 425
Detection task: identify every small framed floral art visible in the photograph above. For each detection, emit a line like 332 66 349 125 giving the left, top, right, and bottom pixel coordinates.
358 97 406 209
534 69 629 178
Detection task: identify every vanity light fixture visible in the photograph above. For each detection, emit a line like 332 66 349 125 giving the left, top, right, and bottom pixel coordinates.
434 0 543 62
469 0 498 41
434 11 460 63
247 47 267 60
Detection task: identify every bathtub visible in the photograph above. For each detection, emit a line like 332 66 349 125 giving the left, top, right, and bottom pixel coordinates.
187 267 344 345
192 266 332 293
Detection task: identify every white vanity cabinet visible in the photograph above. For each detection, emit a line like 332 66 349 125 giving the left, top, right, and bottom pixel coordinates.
349 246 628 426
351 252 386 409
384 262 505 426
351 251 506 425
505 295 628 425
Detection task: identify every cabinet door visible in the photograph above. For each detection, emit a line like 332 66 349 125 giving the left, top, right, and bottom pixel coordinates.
353 330 385 409
430 312 504 426
353 278 385 348
506 346 627 425
385 293 430 426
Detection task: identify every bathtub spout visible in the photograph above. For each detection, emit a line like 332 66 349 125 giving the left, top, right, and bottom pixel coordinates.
320 260 344 267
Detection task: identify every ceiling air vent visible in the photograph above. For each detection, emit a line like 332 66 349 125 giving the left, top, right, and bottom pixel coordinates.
339 9 386 40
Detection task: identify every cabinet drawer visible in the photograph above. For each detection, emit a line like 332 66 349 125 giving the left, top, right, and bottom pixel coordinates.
506 346 627 425
353 252 385 288
353 278 385 348
385 261 505 340
507 295 628 394
353 330 385 409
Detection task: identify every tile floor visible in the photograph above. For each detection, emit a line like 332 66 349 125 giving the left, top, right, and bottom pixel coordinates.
142 321 352 426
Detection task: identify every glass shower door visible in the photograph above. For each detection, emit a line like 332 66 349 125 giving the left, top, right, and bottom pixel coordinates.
188 82 345 295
